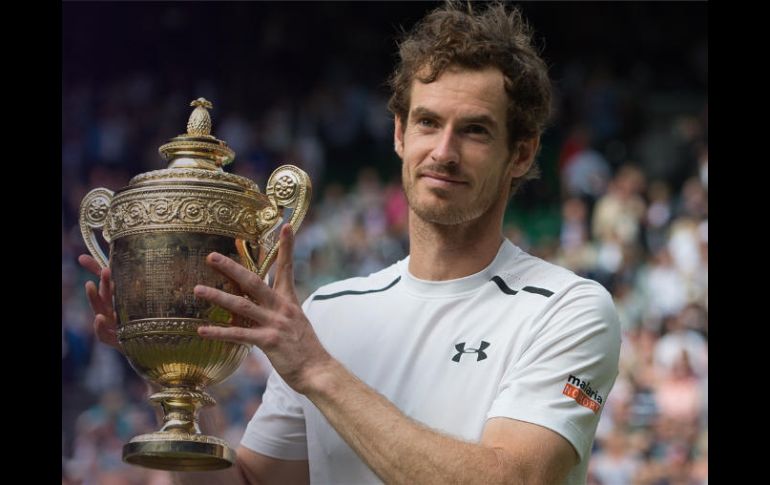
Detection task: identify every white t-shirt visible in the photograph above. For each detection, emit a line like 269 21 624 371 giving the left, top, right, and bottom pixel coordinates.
241 239 621 485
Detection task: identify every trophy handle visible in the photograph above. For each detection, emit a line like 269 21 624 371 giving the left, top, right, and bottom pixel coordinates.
255 165 312 279
79 188 115 270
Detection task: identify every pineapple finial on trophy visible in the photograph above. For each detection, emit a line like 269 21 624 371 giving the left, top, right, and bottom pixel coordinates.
187 97 214 136
159 97 234 169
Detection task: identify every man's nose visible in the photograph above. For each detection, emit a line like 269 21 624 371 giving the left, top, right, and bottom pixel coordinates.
430 128 460 164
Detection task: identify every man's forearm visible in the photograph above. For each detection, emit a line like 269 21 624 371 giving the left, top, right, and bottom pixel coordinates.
304 360 518 485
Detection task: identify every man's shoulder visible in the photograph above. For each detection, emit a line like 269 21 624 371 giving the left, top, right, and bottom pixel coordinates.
495 247 600 298
305 261 402 304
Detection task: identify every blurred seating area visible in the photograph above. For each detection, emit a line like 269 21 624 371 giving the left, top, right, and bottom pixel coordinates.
62 3 706 484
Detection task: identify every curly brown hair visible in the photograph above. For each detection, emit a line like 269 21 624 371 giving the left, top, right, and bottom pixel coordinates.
388 1 552 191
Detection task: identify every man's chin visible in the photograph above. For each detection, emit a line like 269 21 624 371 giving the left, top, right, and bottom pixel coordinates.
405 188 479 225
411 204 472 226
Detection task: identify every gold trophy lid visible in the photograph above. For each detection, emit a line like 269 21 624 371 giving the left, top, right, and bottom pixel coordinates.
131 98 258 192
158 98 236 170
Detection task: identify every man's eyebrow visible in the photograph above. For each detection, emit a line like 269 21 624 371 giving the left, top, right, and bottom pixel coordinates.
410 106 498 130
411 106 440 119
460 114 498 130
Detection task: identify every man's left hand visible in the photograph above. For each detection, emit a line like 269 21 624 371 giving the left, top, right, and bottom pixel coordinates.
194 224 333 395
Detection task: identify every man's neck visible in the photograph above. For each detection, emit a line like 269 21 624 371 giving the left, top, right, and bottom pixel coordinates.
407 209 505 281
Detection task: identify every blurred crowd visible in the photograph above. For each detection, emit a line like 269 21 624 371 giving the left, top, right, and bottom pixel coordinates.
62 4 706 485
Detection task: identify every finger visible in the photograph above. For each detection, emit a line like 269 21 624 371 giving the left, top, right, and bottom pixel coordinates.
78 254 103 277
85 281 108 316
273 224 297 299
99 267 115 315
197 324 266 347
95 314 122 353
205 252 275 306
194 284 271 324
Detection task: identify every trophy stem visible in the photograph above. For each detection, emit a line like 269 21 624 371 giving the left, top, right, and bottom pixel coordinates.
122 387 235 471
151 388 215 435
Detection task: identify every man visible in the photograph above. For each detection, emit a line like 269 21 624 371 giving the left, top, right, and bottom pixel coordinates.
80 2 621 484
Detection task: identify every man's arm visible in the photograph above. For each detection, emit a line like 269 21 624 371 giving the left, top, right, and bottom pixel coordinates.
233 448 309 485
193 225 579 485
305 359 577 485
169 403 310 485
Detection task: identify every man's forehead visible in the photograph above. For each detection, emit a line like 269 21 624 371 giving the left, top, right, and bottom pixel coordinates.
408 66 507 119
415 63 504 80
412 65 505 94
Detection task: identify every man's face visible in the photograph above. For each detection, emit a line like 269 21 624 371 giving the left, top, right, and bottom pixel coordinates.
395 66 534 226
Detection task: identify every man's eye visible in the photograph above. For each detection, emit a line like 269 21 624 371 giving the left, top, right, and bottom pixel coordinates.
465 125 489 135
418 118 436 128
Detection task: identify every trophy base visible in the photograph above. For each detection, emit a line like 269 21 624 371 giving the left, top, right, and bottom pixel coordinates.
123 432 236 471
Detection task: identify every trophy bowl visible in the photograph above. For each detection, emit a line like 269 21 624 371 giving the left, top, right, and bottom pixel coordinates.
78 98 311 471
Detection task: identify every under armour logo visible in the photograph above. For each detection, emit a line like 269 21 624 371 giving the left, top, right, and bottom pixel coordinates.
452 341 490 362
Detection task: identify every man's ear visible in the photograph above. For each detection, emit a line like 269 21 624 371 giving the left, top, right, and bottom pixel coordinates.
394 116 405 159
508 137 540 178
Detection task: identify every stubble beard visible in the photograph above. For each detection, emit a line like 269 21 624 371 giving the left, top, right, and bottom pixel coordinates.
403 165 507 226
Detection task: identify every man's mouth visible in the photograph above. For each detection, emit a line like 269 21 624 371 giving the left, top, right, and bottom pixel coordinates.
418 171 468 185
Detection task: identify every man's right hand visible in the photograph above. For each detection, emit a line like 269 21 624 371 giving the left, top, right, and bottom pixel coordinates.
78 254 121 352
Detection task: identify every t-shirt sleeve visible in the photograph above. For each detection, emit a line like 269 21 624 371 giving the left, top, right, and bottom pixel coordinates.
486 279 621 463
239 295 320 460
239 369 309 460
